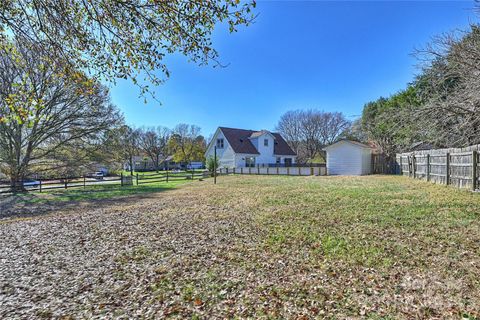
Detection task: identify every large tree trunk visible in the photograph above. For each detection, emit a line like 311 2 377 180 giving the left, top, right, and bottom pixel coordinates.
9 167 26 192
129 156 134 176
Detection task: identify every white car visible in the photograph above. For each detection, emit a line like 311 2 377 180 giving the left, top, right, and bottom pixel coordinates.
22 179 41 187
93 171 104 180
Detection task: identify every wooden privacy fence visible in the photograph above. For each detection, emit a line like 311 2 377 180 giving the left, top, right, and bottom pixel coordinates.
217 166 326 176
372 154 400 174
396 145 480 191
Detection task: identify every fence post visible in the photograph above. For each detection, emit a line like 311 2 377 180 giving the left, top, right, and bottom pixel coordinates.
136 173 139 186
267 167 269 175
407 156 411 177
472 151 477 191
249 167 251 174
311 167 314 176
121 173 123 187
298 167 301 175
241 167 243 174
276 167 279 175
192 169 194 180
214 146 217 184
426 154 430 182
166 169 169 183
257 166 260 175
446 152 450 185
226 168 229 175
233 168 236 175
399 156 403 176
83 175 86 188
412 155 416 179
39 180 42 193
65 178 67 189
287 167 290 175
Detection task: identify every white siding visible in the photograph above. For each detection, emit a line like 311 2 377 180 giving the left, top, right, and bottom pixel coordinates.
234 153 258 167
326 141 372 175
361 148 372 175
205 130 236 168
249 133 276 165
205 128 298 168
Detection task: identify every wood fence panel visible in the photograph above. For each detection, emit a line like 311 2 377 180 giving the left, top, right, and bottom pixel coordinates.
397 143 480 191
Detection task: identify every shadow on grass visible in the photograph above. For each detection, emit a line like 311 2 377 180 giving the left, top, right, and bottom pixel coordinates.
0 179 202 221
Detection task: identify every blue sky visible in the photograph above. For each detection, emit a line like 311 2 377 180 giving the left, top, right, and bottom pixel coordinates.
111 0 477 138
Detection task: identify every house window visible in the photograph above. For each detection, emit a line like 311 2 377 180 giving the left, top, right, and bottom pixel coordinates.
284 158 292 167
216 138 224 148
276 157 281 164
264 139 269 147
245 157 256 168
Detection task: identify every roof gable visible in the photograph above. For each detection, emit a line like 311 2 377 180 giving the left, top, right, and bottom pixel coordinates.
249 130 276 140
323 139 372 151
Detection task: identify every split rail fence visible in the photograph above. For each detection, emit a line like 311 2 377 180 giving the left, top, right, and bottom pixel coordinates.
396 144 480 191
0 175 124 194
0 170 208 194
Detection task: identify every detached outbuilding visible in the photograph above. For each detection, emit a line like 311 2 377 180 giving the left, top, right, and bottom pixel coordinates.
324 140 373 175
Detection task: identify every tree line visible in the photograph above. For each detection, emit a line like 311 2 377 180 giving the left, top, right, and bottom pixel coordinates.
278 20 480 162
118 124 206 176
1 0 244 190
276 110 351 163
0 38 206 188
359 23 480 159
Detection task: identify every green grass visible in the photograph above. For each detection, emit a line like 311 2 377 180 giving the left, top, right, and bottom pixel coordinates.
253 175 479 265
184 175 480 316
7 178 198 204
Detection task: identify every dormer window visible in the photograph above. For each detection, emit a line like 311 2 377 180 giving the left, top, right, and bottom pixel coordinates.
264 139 268 147
216 138 224 149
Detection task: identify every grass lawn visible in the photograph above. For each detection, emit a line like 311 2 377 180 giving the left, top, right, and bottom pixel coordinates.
0 175 479 318
3 179 192 204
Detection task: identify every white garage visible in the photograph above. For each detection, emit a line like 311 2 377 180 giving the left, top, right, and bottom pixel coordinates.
324 140 372 175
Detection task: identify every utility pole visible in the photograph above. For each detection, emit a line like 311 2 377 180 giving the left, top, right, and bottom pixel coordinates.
214 146 217 185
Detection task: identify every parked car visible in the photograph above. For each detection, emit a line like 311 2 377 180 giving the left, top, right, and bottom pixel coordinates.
93 171 104 180
187 162 204 170
23 179 41 187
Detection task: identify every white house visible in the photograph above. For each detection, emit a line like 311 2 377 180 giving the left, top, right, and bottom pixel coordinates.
324 140 372 175
205 127 297 168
